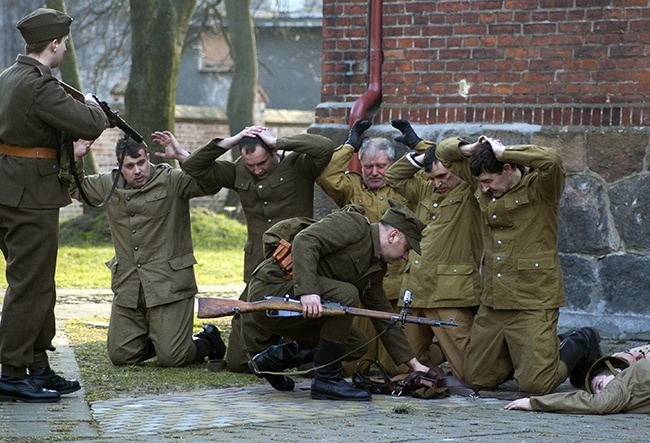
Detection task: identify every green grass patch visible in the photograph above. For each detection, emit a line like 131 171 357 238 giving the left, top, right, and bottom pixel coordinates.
66 316 262 403
0 207 246 289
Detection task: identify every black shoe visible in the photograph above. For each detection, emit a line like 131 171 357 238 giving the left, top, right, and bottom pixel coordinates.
310 338 371 401
0 376 61 403
29 367 81 395
248 341 297 391
193 324 226 361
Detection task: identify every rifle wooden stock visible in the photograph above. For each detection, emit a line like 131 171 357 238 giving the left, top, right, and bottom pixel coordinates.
198 297 457 328
59 81 144 143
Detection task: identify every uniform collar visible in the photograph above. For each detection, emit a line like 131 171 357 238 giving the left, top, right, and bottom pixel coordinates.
17 54 52 76
370 223 382 260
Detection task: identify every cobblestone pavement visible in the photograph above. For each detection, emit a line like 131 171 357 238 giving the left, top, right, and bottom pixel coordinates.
1 288 649 443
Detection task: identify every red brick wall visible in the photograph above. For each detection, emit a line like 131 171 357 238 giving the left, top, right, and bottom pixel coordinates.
319 0 650 126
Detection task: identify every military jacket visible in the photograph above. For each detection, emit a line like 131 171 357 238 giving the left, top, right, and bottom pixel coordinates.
530 359 650 414
68 162 219 308
0 55 107 209
316 143 410 301
437 138 566 310
385 152 482 308
182 133 333 282
251 210 415 365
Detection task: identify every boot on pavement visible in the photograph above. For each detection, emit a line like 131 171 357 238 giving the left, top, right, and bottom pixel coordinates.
310 338 371 401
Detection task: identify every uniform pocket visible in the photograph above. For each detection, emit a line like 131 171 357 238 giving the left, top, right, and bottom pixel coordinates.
436 263 474 302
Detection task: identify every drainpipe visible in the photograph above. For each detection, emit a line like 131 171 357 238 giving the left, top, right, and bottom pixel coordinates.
347 0 383 174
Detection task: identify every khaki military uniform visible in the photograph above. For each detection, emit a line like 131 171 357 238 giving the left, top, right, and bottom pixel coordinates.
182 134 333 371
530 359 650 414
385 146 482 380
0 55 107 377
67 161 219 366
247 210 416 366
316 143 411 375
438 137 567 394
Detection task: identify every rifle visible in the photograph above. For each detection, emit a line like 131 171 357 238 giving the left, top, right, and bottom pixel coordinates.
198 296 458 329
58 81 144 208
59 81 143 143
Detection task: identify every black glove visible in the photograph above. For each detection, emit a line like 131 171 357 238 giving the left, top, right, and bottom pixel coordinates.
346 119 372 152
391 119 422 149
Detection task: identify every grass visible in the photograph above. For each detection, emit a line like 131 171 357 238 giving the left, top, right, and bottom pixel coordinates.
0 207 247 289
66 316 263 403
0 207 258 401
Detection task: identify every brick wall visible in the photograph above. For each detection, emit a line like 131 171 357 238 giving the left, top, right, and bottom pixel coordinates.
318 0 650 127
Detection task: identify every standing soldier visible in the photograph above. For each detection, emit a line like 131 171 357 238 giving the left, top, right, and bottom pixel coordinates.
0 8 108 402
181 126 334 372
316 119 411 376
385 120 482 381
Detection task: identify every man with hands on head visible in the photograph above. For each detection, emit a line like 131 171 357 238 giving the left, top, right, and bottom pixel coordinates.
436 134 601 395
385 119 481 381
67 132 225 368
181 126 334 372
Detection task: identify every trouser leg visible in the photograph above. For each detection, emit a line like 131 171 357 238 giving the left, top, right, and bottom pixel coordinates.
0 207 58 377
147 297 197 367
424 307 475 381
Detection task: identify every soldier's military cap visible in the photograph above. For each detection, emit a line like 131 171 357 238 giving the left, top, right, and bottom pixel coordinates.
381 199 425 255
585 355 630 394
17 8 72 44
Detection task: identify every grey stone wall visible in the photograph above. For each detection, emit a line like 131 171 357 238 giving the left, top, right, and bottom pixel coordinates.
310 123 650 340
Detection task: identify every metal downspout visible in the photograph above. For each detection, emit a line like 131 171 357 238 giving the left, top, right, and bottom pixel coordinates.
347 0 383 174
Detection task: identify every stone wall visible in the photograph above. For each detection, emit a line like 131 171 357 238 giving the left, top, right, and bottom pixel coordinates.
309 122 650 340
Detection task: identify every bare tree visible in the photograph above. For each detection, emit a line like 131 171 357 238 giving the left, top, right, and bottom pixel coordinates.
125 0 197 160
224 0 257 137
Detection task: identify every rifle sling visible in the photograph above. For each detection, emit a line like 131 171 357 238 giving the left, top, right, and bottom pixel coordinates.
65 134 126 208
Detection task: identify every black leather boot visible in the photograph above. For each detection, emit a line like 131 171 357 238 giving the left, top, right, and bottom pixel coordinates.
1 375 61 402
193 324 227 361
29 367 81 395
559 327 602 388
248 339 315 391
310 338 371 401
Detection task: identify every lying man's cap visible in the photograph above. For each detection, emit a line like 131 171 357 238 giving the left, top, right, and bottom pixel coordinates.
17 8 72 44
381 199 425 255
585 355 630 394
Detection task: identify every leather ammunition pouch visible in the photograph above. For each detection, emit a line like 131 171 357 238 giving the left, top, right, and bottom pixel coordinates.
272 239 293 280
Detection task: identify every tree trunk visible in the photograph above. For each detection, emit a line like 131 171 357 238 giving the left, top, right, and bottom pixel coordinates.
223 0 258 206
126 0 197 163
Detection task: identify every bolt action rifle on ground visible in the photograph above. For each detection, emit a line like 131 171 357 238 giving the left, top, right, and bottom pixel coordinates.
198 295 457 329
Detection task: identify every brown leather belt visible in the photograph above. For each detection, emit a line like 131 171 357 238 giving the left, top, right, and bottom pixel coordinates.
0 143 57 159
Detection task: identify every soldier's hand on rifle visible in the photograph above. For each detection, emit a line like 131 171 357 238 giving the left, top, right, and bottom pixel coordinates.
73 139 95 163
391 119 423 149
346 119 371 152
83 93 98 105
152 131 190 162
300 294 323 318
